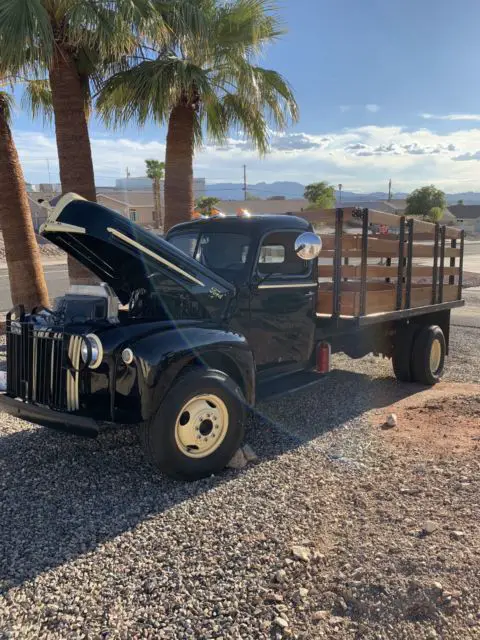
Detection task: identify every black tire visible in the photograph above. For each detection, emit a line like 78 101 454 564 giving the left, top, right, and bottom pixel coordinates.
140 368 246 480
411 325 446 385
392 323 418 382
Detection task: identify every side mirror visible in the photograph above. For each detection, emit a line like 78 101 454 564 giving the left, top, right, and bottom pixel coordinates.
295 232 322 260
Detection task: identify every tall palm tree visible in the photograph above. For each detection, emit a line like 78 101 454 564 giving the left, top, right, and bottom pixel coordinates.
0 0 158 283
145 159 165 231
0 83 49 310
98 0 299 230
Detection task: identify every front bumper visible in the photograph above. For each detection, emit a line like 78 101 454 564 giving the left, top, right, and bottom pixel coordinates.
0 393 100 436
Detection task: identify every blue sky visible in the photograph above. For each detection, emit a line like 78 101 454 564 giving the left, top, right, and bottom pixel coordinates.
12 0 480 192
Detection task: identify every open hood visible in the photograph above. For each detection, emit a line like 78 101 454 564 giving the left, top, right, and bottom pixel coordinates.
40 194 235 315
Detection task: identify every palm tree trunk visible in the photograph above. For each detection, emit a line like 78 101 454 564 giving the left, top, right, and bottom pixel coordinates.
154 179 162 231
151 180 158 228
152 178 162 230
48 45 97 285
158 178 164 233
0 106 49 311
164 103 195 231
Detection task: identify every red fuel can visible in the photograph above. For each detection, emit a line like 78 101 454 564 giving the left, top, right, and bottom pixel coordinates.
316 341 331 374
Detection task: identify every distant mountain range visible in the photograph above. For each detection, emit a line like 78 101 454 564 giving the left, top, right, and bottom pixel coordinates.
206 181 480 205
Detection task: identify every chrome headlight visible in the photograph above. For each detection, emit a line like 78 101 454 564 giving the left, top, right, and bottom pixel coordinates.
80 334 103 369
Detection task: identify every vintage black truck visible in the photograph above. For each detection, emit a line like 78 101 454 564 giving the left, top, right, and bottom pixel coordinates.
0 194 465 479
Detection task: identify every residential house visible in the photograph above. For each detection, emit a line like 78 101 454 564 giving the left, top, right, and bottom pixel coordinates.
345 198 456 223
28 191 61 232
215 199 308 215
448 204 480 233
96 190 157 226
94 192 310 226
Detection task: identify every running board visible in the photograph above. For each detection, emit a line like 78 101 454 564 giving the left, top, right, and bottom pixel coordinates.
257 369 326 402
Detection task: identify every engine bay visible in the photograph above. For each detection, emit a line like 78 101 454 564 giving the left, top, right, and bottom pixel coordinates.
52 284 120 325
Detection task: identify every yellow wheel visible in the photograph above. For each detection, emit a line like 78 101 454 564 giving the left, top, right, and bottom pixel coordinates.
174 394 229 459
412 325 446 385
139 368 246 480
429 338 443 376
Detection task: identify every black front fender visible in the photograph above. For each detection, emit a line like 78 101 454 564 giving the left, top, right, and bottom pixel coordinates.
128 327 255 422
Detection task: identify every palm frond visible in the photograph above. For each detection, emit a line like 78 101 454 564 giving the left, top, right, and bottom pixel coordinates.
216 92 269 154
21 79 54 124
207 0 284 62
145 158 165 179
0 91 14 126
214 61 298 127
65 1 134 56
97 56 214 128
97 0 297 155
0 0 53 70
97 57 179 127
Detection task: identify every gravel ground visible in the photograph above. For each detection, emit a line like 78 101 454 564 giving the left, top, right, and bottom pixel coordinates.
0 327 479 640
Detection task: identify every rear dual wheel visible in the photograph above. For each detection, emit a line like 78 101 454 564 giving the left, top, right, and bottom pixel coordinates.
392 324 446 385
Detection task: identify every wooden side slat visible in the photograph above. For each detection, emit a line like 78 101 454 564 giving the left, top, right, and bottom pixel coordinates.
318 265 460 279
321 245 460 259
321 235 359 251
316 284 459 316
303 207 461 239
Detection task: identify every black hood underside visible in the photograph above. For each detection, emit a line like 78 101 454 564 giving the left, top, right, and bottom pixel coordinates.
40 195 234 319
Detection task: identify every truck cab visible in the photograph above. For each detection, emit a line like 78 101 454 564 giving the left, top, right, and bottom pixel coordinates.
167 215 319 374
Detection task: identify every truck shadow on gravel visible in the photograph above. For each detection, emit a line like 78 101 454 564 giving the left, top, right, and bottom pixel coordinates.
0 368 423 590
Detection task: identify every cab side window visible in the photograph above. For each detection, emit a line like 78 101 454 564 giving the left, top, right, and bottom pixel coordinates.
257 232 311 277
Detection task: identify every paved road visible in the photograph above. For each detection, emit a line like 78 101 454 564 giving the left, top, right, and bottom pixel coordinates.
463 241 480 273
452 287 480 328
0 264 68 311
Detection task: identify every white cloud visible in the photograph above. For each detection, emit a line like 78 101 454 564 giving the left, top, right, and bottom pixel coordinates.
13 123 480 192
365 104 380 113
421 113 480 121
339 105 350 113
453 151 480 161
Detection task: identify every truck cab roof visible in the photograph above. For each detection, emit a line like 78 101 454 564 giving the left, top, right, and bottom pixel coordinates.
167 214 312 238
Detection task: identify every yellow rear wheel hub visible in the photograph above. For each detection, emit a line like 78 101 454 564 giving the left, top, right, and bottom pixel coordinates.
429 338 442 374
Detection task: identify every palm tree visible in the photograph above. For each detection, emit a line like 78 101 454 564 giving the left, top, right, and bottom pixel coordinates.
145 159 165 231
0 83 49 310
196 196 220 217
0 0 155 283
98 0 299 230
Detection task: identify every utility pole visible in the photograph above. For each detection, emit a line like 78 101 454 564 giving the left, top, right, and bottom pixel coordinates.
388 178 392 201
46 158 52 190
124 167 131 214
338 183 343 204
243 164 247 201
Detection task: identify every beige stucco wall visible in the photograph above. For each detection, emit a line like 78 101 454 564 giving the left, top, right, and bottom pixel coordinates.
216 199 308 215
97 193 155 226
96 192 309 225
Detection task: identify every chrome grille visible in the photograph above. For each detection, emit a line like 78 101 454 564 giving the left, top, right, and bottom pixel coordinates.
6 313 83 412
66 335 82 412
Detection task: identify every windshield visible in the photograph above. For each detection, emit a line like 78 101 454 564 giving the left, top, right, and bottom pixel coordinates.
168 231 251 281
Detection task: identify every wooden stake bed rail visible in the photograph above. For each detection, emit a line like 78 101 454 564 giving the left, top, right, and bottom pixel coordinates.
309 207 465 318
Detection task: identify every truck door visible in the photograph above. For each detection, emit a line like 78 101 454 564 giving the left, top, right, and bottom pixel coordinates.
249 231 317 370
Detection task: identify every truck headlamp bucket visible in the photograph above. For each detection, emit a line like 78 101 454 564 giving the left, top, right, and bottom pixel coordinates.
80 334 103 369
